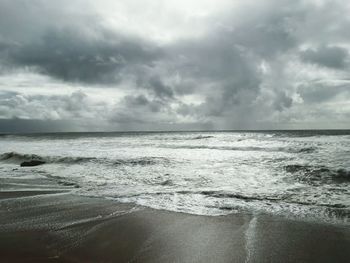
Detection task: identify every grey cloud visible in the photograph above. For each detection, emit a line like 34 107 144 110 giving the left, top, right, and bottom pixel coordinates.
146 77 174 99
123 94 165 113
0 90 106 120
300 45 349 69
293 0 350 45
1 28 162 84
163 33 262 120
272 91 293 111
135 74 174 100
111 94 173 125
220 1 300 59
1 0 350 131
298 81 350 103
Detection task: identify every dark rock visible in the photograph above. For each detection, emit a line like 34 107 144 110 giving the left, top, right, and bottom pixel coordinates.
20 160 46 167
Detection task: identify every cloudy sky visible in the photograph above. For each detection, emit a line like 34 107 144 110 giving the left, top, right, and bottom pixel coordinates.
0 0 350 132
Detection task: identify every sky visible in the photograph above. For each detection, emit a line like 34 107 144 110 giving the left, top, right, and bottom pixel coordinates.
0 0 350 132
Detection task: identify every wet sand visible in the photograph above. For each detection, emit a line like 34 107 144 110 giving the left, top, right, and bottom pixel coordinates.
0 178 349 262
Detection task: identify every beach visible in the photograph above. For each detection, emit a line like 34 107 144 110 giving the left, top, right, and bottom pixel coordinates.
1 131 349 262
1 176 349 263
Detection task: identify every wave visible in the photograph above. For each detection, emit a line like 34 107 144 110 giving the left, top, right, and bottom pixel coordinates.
110 190 284 202
192 135 214 140
108 189 348 211
0 152 170 167
285 164 350 184
198 190 284 202
271 130 350 138
162 145 315 153
0 152 97 164
294 147 315 153
114 157 170 166
153 135 215 141
185 191 348 210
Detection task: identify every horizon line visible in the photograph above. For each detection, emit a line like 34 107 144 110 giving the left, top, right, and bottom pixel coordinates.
1 128 350 135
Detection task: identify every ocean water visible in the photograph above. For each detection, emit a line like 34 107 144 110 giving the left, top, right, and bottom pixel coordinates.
0 130 349 224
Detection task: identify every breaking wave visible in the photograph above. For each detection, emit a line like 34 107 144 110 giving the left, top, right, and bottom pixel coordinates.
0 152 97 164
114 157 170 166
107 189 348 211
284 164 350 184
0 152 170 167
162 145 315 153
192 135 214 140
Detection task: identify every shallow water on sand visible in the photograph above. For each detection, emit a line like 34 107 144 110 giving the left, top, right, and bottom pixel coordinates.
0 130 349 223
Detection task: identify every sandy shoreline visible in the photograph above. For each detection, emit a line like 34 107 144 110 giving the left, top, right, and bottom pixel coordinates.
0 179 349 262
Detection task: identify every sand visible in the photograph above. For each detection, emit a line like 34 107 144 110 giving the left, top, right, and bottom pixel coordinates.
0 177 349 262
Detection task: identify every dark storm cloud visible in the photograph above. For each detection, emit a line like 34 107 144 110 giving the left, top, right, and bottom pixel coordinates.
0 0 350 131
123 95 165 113
298 81 350 103
1 28 162 84
156 1 296 124
134 75 174 100
300 45 349 69
110 94 174 126
272 91 293 111
216 1 301 59
106 31 263 125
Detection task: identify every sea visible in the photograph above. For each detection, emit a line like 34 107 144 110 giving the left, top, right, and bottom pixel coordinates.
0 130 349 224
